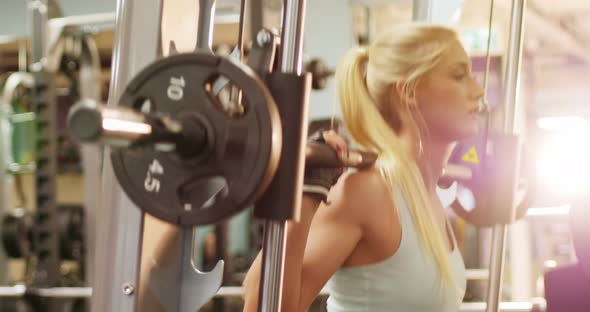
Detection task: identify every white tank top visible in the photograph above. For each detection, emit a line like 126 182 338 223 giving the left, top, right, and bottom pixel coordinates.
325 188 466 311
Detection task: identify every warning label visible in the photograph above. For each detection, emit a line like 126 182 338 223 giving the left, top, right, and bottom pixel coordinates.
462 146 480 164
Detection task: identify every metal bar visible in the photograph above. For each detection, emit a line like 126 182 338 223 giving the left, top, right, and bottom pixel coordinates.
487 225 508 312
47 12 117 53
68 104 184 146
0 286 27 297
259 221 287 311
196 0 217 51
412 0 432 21
229 0 248 103
502 0 526 134
278 0 307 74
28 0 48 63
486 1 526 312
18 40 28 71
29 287 93 298
249 0 263 41
467 268 491 280
214 13 240 24
26 2 67 309
237 0 247 59
213 222 230 311
77 34 105 295
48 12 117 28
258 1 308 311
170 1 228 310
28 0 63 290
0 112 8 284
90 0 162 311
47 0 63 18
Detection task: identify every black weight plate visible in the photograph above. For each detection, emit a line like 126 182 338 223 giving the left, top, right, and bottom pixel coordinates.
1 212 32 258
1 214 25 258
111 53 281 226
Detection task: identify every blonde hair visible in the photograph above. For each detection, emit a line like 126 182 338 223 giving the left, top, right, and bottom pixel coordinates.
335 23 459 289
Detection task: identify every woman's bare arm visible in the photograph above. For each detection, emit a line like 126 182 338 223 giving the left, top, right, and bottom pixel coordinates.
243 170 382 312
242 195 321 311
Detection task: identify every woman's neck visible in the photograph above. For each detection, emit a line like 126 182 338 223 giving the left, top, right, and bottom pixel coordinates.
420 139 455 193
400 131 455 194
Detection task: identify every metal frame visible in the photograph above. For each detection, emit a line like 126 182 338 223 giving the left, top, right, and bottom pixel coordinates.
0 82 11 285
91 0 162 311
486 0 527 311
28 0 62 290
257 1 308 311
0 10 106 305
1 6 111 308
74 32 104 296
0 4 114 294
89 0 309 310
91 0 246 311
412 0 464 24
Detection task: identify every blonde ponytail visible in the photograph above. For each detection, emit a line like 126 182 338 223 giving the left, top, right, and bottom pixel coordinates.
335 24 459 291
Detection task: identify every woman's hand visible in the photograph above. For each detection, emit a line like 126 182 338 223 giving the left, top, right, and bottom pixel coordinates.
303 130 350 202
322 129 349 159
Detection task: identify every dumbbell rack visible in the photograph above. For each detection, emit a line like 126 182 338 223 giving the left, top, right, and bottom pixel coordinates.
28 0 61 293
0 2 111 311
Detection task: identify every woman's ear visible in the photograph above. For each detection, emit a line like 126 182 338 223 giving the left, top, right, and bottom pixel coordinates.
394 81 404 96
395 81 418 109
384 86 403 134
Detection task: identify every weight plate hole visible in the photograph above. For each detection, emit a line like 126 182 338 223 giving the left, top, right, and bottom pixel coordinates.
178 175 229 211
204 74 246 119
133 98 153 114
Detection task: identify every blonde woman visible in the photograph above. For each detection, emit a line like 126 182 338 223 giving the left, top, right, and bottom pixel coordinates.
243 23 484 311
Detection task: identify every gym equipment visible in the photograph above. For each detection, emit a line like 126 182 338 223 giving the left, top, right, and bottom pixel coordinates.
1 208 33 259
544 197 590 312
1 205 84 262
27 0 62 292
71 0 304 310
481 1 526 312
0 72 36 284
69 53 282 226
305 58 334 90
444 133 534 227
1 73 37 172
0 2 109 311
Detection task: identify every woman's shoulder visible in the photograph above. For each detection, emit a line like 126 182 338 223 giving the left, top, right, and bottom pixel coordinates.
326 166 396 217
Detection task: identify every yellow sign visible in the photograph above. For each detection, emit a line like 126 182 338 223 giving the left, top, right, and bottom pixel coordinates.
462 146 480 164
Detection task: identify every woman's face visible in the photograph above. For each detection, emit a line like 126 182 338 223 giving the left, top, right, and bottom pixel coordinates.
415 39 484 142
